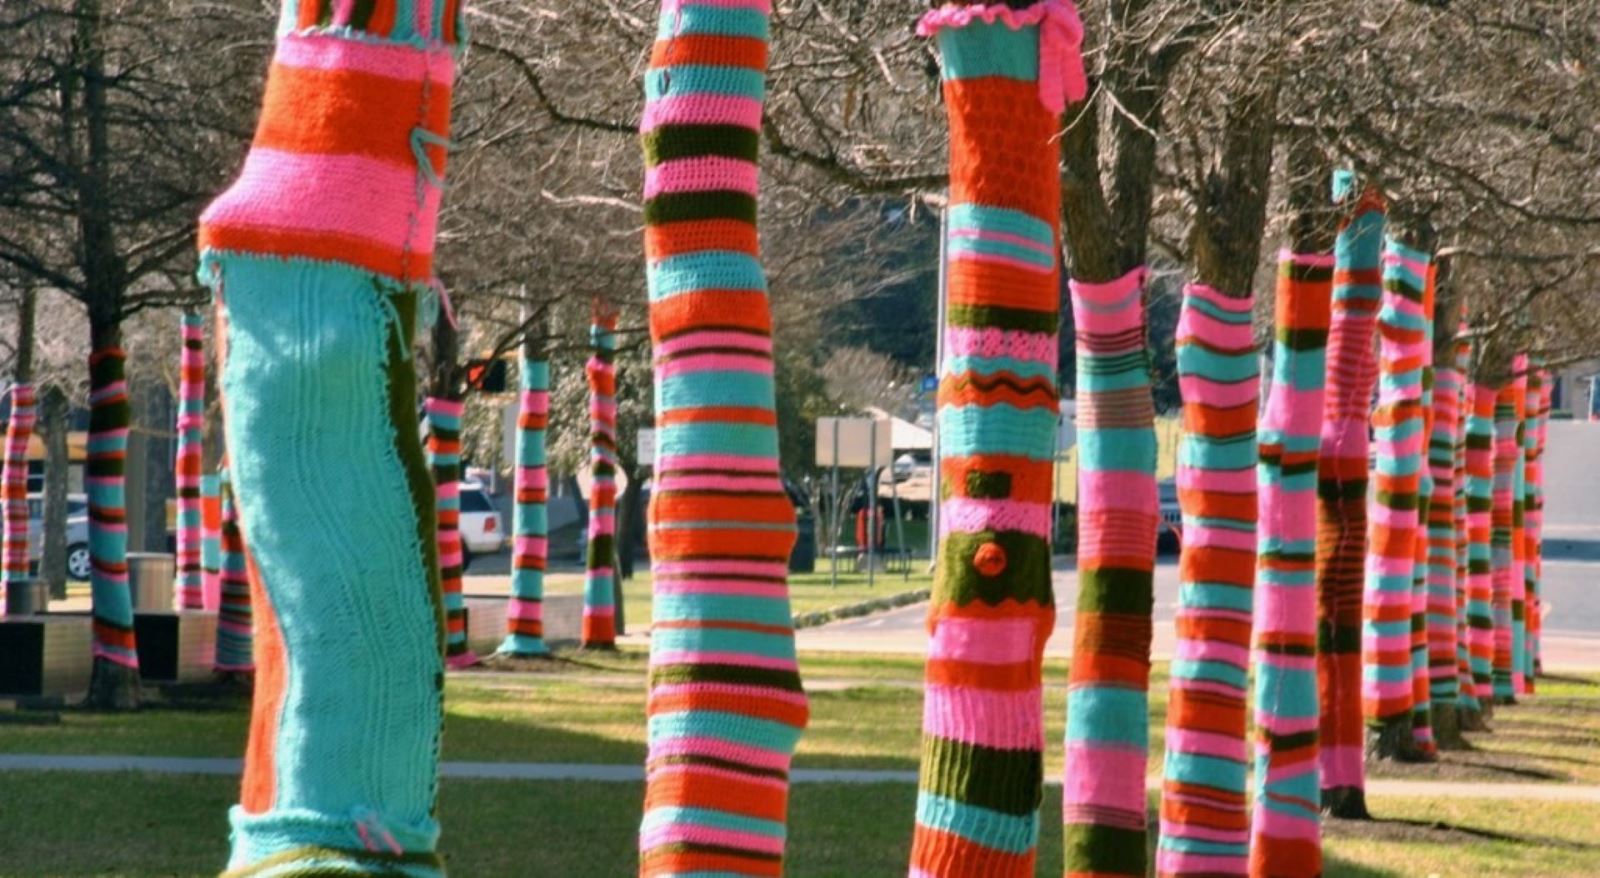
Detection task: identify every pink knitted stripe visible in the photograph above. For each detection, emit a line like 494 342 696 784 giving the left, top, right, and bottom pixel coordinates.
656 352 774 377
640 95 763 132
943 326 1056 363
922 685 1044 749
274 32 455 84
926 616 1038 664
1061 744 1148 811
1165 728 1248 762
654 331 773 357
644 156 760 199
937 497 1051 538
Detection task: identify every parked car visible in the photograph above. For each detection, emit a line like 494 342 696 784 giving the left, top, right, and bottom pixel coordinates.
458 482 504 569
1157 480 1182 554
27 493 91 581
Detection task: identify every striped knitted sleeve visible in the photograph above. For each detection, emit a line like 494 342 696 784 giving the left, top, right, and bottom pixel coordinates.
582 313 620 648
1465 383 1497 705
175 312 207 610
500 355 552 656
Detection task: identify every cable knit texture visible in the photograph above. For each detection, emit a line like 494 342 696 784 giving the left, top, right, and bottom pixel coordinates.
198 2 459 871
639 0 809 872
500 356 551 656
1156 284 1258 877
175 312 207 609
1 383 35 611
910 5 1075 875
1249 252 1331 876
582 312 619 648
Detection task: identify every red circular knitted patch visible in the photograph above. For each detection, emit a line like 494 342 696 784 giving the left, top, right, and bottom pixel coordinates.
973 541 1007 577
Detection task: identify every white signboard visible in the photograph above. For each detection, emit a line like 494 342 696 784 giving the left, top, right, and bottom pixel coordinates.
816 417 894 469
637 428 657 467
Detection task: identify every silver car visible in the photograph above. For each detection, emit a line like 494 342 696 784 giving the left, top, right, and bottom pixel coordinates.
27 494 91 581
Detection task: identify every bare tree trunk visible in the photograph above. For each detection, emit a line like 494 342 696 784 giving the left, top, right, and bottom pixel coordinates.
40 385 69 600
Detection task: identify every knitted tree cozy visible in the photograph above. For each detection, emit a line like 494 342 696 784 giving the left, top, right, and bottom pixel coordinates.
1155 283 1258 877
908 3 1083 874
1490 382 1519 703
1408 270 1437 754
1424 345 1465 723
88 347 138 677
638 0 809 871
1360 238 1429 755
1451 332 1480 722
1464 384 1497 707
500 354 551 657
1 383 36 612
202 471 223 610
582 309 619 649
198 2 460 872
1315 183 1383 813
1524 369 1548 683
1249 251 1332 876
214 466 255 673
175 311 207 610
1509 357 1529 697
427 395 477 667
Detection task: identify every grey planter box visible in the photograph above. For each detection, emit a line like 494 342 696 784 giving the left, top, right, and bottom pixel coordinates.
0 612 93 698
134 611 220 682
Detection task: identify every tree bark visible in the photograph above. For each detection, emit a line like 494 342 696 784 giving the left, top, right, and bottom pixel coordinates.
40 386 69 600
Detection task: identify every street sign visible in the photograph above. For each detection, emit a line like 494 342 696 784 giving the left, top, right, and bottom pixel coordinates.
815 417 893 469
637 427 656 466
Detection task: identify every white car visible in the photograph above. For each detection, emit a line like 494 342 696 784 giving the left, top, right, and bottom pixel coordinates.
458 482 505 567
27 494 91 581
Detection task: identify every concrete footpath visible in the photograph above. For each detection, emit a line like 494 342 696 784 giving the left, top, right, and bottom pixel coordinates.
2 754 1596 802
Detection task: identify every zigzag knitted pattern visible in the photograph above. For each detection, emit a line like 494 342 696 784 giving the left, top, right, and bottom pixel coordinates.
214 467 255 672
639 0 809 872
500 355 551 656
1360 239 1429 735
1 383 36 609
202 472 223 610
1065 264 1157 878
1249 251 1332 877
1156 283 1258 878
1315 188 1383 801
1425 352 1464 714
88 348 137 669
582 313 619 648
198 2 458 872
1408 269 1437 753
427 396 476 667
1464 384 1497 705
1490 381 1519 703
175 312 207 610
910 3 1082 873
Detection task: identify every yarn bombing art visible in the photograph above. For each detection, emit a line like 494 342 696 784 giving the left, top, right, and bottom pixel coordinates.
500 354 551 657
1523 368 1548 685
582 308 619 649
1408 268 1437 754
909 2 1081 874
214 467 255 673
427 395 477 667
1490 381 1520 702
1450 331 1480 722
1509 357 1530 697
1425 340 1465 721
1156 283 1259 878
197 0 461 872
638 0 810 871
1464 384 1498 706
88 347 137 670
175 311 207 610
1 383 36 613
201 472 222 611
1249 251 1332 876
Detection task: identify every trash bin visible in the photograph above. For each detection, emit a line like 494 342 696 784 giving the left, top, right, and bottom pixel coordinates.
789 512 816 573
127 552 176 612
4 578 48 615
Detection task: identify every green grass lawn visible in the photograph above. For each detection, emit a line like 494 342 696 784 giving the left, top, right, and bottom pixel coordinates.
538 570 933 628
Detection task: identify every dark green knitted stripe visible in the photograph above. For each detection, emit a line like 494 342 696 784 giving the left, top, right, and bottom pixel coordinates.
919 735 1043 816
1375 490 1419 511
1063 824 1148 877
1318 478 1368 503
649 662 804 693
646 841 782 863
643 126 761 167
1075 567 1157 615
1319 620 1361 653
936 531 1052 607
1276 328 1330 350
946 303 1058 333
963 470 1012 500
1260 728 1318 750
644 191 757 226
650 752 788 781
1281 261 1334 283
587 534 615 568
1079 350 1146 375
349 0 376 29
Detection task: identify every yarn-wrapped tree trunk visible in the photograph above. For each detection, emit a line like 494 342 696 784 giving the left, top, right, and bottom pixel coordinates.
427 395 476 667
198 2 460 871
213 466 254 673
1452 332 1482 729
1464 384 1497 712
1316 185 1385 816
500 342 551 657
1248 251 1332 875
1408 270 1437 755
174 311 207 609
1 384 36 612
86 343 139 708
1490 381 1520 703
201 471 222 610
1155 282 1258 876
1524 368 1548 683
581 307 619 649
637 0 810 871
1360 238 1430 761
905 3 1082 874
1506 361 1530 698
1425 327 1466 746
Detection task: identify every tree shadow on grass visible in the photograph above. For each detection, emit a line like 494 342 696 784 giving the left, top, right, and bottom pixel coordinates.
1325 815 1600 852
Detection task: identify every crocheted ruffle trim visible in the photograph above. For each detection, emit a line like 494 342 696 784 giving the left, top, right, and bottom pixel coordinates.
916 0 1088 113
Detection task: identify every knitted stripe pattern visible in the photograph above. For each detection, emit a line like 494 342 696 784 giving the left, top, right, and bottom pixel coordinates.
1 383 36 609
426 396 475 666
1315 192 1383 796
1156 283 1257 878
910 4 1082 873
1524 369 1548 682
88 348 137 668
1360 239 1429 732
1452 335 1479 716
500 355 550 656
1464 385 1496 703
199 3 458 872
1065 265 1157 878
1408 270 1437 752
582 313 619 648
639 1 809 872
215 467 256 672
1425 358 1464 712
1249 252 1331 876
202 472 223 611
175 312 207 609
1490 382 1519 702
